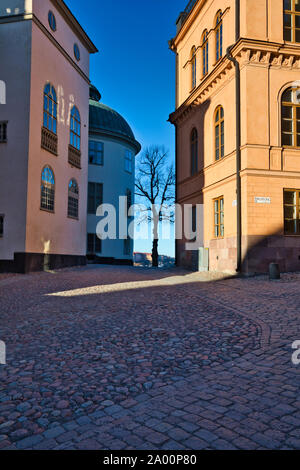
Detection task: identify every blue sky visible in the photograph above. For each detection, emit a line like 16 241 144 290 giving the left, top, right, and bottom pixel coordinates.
67 0 185 257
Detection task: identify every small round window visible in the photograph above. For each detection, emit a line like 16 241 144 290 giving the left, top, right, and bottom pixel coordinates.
74 43 80 61
48 11 56 32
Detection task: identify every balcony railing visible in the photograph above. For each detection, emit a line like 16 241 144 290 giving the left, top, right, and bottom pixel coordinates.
68 145 81 169
176 0 198 33
41 127 58 156
184 0 198 15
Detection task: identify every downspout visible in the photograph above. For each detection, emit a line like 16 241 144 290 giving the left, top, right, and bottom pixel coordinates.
175 51 179 266
226 0 241 272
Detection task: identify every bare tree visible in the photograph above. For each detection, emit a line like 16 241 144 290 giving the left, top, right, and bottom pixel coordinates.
135 146 175 267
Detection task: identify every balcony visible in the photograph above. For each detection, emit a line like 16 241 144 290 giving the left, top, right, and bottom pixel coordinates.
68 145 81 169
41 127 58 156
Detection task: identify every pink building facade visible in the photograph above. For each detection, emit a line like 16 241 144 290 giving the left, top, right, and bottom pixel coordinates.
0 0 97 272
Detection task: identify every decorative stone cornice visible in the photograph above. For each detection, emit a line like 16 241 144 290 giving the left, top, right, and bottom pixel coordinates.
169 38 300 125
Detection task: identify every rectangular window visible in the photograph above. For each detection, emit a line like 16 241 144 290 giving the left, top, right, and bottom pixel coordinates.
214 196 224 238
124 238 131 255
284 189 300 235
0 215 4 237
88 182 103 214
89 141 104 165
284 0 300 43
0 122 7 143
87 233 102 254
125 150 133 173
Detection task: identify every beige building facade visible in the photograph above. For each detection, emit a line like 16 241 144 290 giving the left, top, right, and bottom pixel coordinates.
0 0 97 272
170 0 300 274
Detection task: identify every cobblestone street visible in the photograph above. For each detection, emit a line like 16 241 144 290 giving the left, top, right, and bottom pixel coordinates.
0 265 300 450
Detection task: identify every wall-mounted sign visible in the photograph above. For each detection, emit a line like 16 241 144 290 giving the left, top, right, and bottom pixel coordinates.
255 197 271 204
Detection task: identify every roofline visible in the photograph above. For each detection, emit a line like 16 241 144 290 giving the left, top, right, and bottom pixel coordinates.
89 128 142 155
51 0 98 53
170 0 207 50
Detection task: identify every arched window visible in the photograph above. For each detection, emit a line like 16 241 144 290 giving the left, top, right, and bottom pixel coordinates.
284 0 300 43
215 11 223 62
191 46 197 89
41 166 55 212
70 106 81 151
201 30 209 77
43 84 57 134
215 106 224 160
281 86 300 147
68 179 79 219
191 128 198 175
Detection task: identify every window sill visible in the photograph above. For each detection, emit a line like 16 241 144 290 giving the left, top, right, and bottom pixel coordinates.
284 233 300 237
40 207 55 214
68 215 79 221
0 140 7 144
282 146 300 150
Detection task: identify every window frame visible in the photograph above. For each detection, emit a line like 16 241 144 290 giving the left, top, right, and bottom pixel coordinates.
284 0 300 43
40 166 55 213
190 128 198 176
201 30 209 78
215 11 223 62
70 106 81 151
89 140 104 166
281 87 300 148
68 178 79 220
191 46 197 90
0 215 4 238
123 238 131 256
74 43 80 61
215 106 225 161
284 188 300 235
87 233 102 254
43 83 57 135
48 10 56 32
213 196 224 239
88 182 103 215
126 188 132 216
125 149 133 173
0 121 7 143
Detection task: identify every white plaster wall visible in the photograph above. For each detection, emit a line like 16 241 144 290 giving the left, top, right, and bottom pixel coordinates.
0 20 31 260
87 134 136 260
25 17 90 256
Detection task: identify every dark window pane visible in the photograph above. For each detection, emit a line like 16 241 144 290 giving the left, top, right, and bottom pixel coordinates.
282 133 293 145
284 13 292 27
284 28 292 41
95 236 102 253
284 190 296 204
282 119 293 132
282 105 292 118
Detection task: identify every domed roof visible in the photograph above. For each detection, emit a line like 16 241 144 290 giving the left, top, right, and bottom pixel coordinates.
89 85 141 154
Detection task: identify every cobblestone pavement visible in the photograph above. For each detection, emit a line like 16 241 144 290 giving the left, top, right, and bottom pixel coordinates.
0 265 300 450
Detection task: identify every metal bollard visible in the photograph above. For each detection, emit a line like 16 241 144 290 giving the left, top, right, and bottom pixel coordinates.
269 263 280 280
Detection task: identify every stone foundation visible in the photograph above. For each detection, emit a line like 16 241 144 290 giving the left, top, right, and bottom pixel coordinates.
0 252 87 274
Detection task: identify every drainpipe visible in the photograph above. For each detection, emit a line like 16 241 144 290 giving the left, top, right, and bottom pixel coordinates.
226 0 241 272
